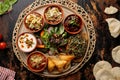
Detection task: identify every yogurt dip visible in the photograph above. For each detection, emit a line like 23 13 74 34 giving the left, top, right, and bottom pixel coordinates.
17 33 37 52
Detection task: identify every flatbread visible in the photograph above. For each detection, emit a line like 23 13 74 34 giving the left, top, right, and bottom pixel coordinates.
112 46 120 64
111 67 120 80
106 18 120 38
104 6 118 14
95 69 115 80
93 61 112 76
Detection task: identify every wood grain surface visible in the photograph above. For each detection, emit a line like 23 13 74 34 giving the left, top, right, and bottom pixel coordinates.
0 0 120 80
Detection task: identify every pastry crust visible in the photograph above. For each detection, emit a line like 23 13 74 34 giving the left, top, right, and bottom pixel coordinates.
51 57 67 72
48 57 56 72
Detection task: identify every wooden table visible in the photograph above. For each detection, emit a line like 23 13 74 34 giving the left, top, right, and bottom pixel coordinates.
0 0 120 80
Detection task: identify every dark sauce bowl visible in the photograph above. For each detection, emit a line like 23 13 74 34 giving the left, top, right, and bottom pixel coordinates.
64 14 83 34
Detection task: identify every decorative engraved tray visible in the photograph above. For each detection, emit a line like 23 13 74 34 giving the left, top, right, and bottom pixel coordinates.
12 0 96 78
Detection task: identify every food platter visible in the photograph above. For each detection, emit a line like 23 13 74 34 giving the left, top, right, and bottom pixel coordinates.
12 0 96 78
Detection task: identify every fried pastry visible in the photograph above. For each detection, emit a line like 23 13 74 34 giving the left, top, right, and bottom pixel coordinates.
48 57 55 72
58 54 75 62
51 57 67 72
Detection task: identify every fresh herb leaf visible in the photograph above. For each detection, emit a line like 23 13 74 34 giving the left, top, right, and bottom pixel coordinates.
69 19 79 26
40 24 67 50
57 25 64 35
54 26 58 33
42 30 50 39
59 39 68 46
62 32 67 38
2 2 10 13
43 24 49 30
0 0 17 15
41 30 51 48
9 0 17 5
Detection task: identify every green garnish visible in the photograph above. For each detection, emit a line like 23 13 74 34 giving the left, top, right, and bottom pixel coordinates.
0 0 17 15
41 24 67 51
69 15 79 26
69 19 78 26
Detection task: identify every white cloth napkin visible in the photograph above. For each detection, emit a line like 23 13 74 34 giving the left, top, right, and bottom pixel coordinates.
0 66 15 80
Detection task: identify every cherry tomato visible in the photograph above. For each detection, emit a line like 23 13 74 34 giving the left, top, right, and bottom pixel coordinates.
0 34 3 41
0 42 7 50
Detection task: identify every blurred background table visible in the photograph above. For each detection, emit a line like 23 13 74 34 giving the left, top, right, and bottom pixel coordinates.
0 0 120 80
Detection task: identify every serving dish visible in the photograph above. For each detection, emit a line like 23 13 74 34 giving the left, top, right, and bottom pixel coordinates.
27 51 47 72
17 32 37 53
44 4 64 25
64 14 83 34
12 0 96 78
24 12 44 32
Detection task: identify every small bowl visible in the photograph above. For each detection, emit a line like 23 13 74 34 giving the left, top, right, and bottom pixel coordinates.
44 4 64 25
17 32 37 53
24 12 44 32
27 51 47 72
64 14 83 34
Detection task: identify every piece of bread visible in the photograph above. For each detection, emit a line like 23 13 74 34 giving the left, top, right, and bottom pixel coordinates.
111 67 120 80
93 61 112 77
104 6 118 14
48 57 55 72
106 18 120 38
95 69 115 80
112 46 120 64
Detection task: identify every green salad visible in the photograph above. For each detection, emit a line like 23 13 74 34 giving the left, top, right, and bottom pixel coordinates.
34 24 87 59
0 0 17 15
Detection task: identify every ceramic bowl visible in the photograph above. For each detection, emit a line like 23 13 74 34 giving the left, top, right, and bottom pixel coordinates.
64 14 83 34
24 12 44 32
44 4 64 25
27 51 47 72
17 32 37 53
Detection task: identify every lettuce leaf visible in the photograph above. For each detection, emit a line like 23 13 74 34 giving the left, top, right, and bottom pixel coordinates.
9 0 17 5
0 0 17 15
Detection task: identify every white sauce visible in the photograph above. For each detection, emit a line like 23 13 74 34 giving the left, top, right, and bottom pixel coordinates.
18 33 37 52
